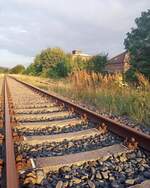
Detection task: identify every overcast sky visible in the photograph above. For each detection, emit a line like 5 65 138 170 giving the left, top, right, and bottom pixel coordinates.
0 0 149 68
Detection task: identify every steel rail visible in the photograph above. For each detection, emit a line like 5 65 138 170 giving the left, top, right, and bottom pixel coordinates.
9 76 150 152
5 77 19 188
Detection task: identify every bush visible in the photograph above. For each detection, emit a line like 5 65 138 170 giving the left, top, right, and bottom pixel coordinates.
25 48 72 78
87 54 108 73
9 65 25 74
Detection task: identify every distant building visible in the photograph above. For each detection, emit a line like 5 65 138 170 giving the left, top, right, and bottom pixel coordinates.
105 52 130 73
71 50 92 61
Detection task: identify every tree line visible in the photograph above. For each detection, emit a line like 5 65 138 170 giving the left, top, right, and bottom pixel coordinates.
24 48 108 78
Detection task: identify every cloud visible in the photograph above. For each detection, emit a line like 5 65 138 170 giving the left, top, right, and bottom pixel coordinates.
9 26 28 34
0 49 33 68
0 0 150 67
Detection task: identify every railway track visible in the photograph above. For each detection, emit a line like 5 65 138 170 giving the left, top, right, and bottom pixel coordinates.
1 75 150 188
0 77 5 188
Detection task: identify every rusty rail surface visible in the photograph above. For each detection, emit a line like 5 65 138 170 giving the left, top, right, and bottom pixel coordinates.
10 76 150 152
5 77 19 188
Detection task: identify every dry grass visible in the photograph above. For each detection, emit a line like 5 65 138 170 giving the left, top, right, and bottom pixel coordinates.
14 72 150 126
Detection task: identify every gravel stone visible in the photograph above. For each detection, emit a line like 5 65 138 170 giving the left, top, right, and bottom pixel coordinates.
87 180 95 188
137 150 142 158
111 181 120 188
95 171 102 179
90 167 96 175
60 166 71 173
101 171 109 179
127 153 136 159
56 181 63 188
125 179 135 185
72 177 81 184
143 171 150 178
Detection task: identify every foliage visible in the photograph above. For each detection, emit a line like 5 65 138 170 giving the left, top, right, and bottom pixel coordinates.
26 48 72 78
9 64 25 74
124 9 150 80
25 47 108 78
24 63 36 75
87 54 108 73
72 56 89 71
47 57 72 78
125 67 138 82
0 66 9 73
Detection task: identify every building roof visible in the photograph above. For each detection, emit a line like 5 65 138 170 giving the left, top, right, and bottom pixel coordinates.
108 51 127 65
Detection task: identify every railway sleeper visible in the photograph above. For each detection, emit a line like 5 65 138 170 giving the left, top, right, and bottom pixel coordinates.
15 117 83 129
15 106 63 115
21 128 100 145
14 103 57 110
13 123 93 137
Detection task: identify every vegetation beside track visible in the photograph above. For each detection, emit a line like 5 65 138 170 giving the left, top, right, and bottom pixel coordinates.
13 72 150 126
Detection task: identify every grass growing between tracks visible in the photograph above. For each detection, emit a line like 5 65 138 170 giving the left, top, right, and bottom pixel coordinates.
13 72 150 126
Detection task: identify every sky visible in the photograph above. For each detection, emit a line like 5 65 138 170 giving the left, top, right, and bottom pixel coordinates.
0 0 150 68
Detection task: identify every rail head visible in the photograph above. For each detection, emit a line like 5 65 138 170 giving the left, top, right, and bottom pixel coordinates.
9 75 150 152
5 77 19 188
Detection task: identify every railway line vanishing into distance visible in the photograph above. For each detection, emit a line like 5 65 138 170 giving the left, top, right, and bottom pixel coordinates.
0 75 150 188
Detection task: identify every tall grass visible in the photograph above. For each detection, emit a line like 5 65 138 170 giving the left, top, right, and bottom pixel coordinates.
16 72 150 126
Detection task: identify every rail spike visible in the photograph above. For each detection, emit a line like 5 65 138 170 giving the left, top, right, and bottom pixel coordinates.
60 103 65 110
69 107 75 115
81 113 88 124
124 137 138 150
98 123 108 135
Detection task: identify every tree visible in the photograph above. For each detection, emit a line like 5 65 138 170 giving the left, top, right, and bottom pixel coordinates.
24 63 36 75
87 54 108 73
9 65 25 74
48 57 72 78
41 48 67 76
33 55 43 75
25 48 72 78
72 56 89 71
124 9 150 80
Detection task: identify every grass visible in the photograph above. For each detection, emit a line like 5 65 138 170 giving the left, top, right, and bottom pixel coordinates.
13 72 150 126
